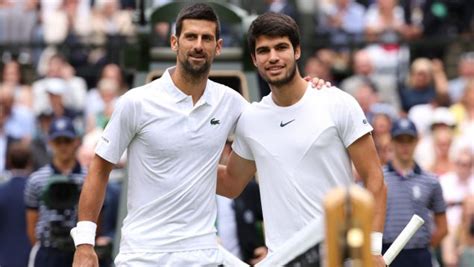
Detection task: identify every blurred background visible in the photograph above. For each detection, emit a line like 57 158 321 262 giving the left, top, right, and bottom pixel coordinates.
0 0 473 266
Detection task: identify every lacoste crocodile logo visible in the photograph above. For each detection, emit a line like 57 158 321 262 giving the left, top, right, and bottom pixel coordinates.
280 119 295 127
210 118 220 125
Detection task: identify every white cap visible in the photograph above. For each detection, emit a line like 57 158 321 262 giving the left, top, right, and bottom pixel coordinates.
45 78 67 95
431 107 456 128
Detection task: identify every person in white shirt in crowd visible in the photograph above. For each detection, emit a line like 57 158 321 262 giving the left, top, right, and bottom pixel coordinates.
439 147 474 267
32 54 87 117
448 52 474 103
414 106 457 172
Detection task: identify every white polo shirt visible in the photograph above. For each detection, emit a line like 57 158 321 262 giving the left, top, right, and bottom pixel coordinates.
96 67 248 253
232 85 372 252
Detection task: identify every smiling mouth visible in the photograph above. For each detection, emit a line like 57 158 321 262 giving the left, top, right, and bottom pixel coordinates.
266 66 284 74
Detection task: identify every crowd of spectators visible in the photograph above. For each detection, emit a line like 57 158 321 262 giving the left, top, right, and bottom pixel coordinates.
0 0 473 266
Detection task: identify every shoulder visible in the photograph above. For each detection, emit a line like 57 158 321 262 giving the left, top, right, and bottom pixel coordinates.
208 80 248 102
27 165 53 186
315 87 360 110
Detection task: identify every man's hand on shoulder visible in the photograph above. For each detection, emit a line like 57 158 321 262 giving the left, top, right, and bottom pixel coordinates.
304 76 332 90
73 245 99 267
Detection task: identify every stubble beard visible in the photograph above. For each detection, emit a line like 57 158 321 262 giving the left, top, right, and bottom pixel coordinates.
179 53 212 78
262 62 297 87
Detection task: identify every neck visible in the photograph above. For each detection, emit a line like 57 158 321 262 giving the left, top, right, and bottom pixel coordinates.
270 73 308 107
171 66 208 105
52 158 76 175
392 158 415 176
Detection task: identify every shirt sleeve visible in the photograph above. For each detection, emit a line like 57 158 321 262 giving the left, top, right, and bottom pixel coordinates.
24 175 40 209
333 90 373 148
430 181 447 214
232 114 254 161
95 92 140 164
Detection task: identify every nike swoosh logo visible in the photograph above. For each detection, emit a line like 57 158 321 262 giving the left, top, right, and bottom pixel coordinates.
280 119 295 127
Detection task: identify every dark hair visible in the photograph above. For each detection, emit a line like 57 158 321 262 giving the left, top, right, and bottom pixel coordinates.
175 3 220 40
247 12 300 56
6 142 32 170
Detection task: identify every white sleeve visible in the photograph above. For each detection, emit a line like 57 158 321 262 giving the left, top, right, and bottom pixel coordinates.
333 91 373 148
231 115 254 161
95 93 140 164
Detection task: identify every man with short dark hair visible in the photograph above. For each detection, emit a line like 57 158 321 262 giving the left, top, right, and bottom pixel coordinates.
218 12 386 267
382 118 448 267
72 3 248 266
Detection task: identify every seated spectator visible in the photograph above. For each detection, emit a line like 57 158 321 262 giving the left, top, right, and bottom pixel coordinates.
1 59 33 109
0 0 38 63
33 54 87 117
364 0 410 43
414 107 457 172
89 0 135 64
340 49 376 96
85 63 128 117
450 79 474 139
399 58 449 113
316 0 366 49
303 50 335 85
439 147 474 267
85 78 119 133
42 0 91 46
264 0 298 21
353 82 398 123
363 0 412 108
448 52 474 103
0 84 36 141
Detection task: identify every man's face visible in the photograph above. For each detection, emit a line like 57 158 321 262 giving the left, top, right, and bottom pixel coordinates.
252 35 300 87
171 19 222 77
49 137 79 162
392 135 418 162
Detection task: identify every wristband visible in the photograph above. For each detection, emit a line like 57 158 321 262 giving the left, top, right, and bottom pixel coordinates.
70 221 97 247
371 232 383 255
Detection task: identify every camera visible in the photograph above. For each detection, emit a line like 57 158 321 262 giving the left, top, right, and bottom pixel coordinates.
41 175 81 251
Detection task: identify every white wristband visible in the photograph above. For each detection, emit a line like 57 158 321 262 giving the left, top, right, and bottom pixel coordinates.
70 221 97 247
371 232 383 255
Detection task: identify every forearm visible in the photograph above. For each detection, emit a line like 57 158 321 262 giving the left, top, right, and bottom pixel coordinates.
366 171 387 232
217 164 248 199
348 134 387 232
217 164 235 197
78 156 112 222
431 228 447 247
26 210 38 245
216 152 256 199
27 225 37 245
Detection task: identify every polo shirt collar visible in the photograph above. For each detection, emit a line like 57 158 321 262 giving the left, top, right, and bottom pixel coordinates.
387 161 423 177
162 67 215 106
50 161 82 175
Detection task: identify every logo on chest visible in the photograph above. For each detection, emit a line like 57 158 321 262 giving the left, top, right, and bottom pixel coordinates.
210 118 220 125
280 119 295 127
412 185 421 200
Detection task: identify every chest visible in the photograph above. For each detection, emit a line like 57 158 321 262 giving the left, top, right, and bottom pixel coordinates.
245 105 338 161
137 103 235 157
